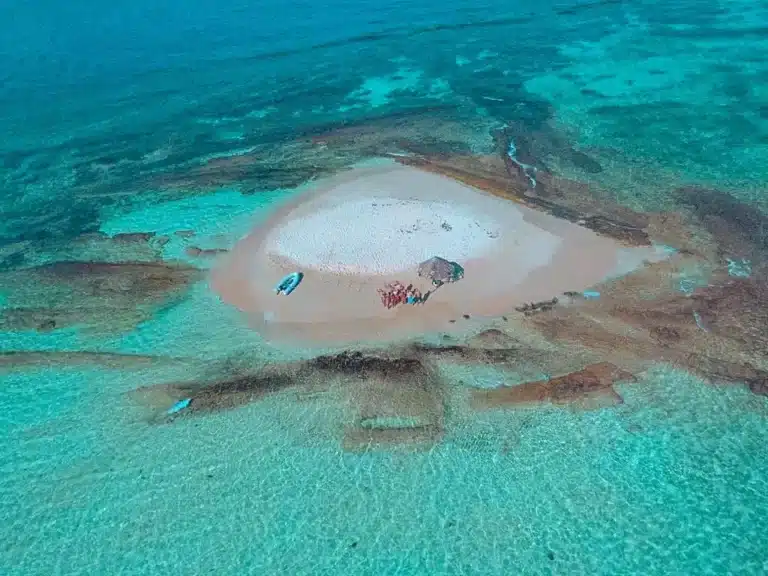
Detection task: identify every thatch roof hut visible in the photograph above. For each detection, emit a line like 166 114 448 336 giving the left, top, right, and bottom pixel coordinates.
417 256 464 285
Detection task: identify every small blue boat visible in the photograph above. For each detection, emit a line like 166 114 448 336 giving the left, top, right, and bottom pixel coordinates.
274 271 303 295
167 398 191 415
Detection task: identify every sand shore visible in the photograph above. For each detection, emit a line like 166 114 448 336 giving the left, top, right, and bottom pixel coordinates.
211 163 666 345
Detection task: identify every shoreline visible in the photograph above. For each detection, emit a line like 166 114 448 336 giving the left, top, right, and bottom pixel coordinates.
210 163 667 346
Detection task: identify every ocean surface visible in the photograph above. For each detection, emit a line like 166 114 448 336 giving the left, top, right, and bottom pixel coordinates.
2 1 768 574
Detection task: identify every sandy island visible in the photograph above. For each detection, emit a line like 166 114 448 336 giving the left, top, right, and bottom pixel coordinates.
211 164 667 344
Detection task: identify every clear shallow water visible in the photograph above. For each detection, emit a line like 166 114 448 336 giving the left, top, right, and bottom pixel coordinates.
2 1 768 574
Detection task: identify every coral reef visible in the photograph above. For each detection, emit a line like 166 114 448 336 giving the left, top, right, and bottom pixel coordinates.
7 108 768 456
674 185 768 266
133 349 445 450
526 262 768 387
0 230 169 271
129 253 768 449
0 260 202 333
306 350 427 380
471 362 635 409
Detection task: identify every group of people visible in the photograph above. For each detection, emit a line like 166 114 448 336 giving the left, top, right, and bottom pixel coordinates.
377 281 423 309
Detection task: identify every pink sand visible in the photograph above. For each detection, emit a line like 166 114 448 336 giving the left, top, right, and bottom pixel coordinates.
210 164 664 345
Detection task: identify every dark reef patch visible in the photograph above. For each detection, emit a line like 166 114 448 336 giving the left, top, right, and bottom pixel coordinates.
1 230 168 272
2 197 103 247
747 377 768 396
580 88 607 99
141 348 447 451
690 276 768 355
0 261 202 333
306 350 428 380
515 298 558 316
674 185 768 263
179 373 298 413
568 151 603 174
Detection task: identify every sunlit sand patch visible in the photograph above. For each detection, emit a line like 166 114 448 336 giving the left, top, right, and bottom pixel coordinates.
343 371 444 451
212 164 668 345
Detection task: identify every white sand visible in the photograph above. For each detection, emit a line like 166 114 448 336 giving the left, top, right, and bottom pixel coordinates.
266 198 512 274
211 163 666 345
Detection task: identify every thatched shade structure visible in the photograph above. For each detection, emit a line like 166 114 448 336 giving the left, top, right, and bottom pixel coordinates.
417 256 464 285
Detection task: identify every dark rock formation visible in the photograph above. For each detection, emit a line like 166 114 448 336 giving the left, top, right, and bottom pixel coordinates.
185 246 229 258
675 185 768 264
181 373 297 413
746 377 768 396
305 351 428 380
690 277 768 355
527 261 768 396
515 297 558 316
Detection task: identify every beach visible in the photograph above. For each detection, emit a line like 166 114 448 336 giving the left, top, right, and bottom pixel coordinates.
211 163 667 344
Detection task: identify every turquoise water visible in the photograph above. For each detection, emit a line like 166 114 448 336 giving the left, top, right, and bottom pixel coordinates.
2 1 768 574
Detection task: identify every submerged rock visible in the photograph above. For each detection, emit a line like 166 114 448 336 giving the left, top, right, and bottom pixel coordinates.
471 362 635 409
527 261 768 396
306 351 428 380
0 260 202 333
747 377 768 396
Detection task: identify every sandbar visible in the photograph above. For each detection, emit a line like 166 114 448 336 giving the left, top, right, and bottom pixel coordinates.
211 164 665 345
